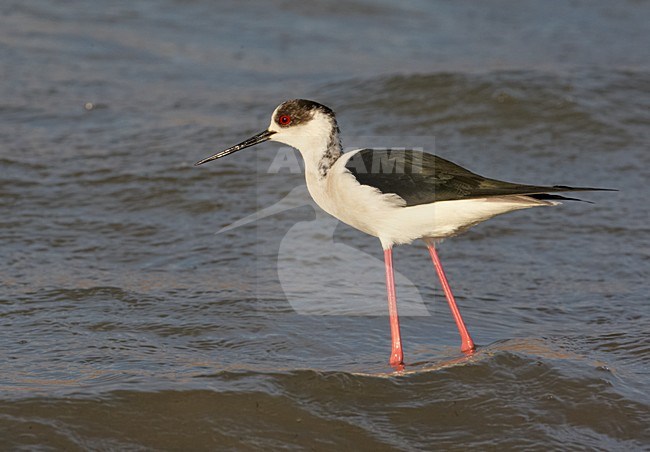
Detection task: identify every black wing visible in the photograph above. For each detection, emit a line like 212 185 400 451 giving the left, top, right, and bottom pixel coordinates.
344 149 610 207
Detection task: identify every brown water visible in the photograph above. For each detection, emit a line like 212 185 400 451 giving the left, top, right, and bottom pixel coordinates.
1 0 649 449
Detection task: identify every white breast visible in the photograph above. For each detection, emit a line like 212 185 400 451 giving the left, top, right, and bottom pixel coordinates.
304 149 556 249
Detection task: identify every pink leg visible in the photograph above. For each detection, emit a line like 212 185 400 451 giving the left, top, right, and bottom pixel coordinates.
427 244 476 353
384 248 404 369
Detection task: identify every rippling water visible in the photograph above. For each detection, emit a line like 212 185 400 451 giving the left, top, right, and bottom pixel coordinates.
1 0 649 449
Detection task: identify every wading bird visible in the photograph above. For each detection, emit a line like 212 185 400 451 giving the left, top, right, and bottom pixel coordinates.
195 99 609 370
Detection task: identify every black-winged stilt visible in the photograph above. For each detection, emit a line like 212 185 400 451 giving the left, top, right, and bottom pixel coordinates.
195 99 611 370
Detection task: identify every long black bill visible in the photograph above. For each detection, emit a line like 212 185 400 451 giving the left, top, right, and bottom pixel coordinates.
194 129 276 166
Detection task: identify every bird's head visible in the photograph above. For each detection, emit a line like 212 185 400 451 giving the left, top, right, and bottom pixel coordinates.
194 99 339 166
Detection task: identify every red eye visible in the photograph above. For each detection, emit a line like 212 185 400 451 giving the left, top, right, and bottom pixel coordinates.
278 115 291 126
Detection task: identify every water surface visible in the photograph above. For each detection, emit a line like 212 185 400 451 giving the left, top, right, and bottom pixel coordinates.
1 0 649 449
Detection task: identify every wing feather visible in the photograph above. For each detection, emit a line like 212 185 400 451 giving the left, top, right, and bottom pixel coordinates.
344 149 610 207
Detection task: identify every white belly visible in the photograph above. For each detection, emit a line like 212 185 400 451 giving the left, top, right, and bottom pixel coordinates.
304 151 556 249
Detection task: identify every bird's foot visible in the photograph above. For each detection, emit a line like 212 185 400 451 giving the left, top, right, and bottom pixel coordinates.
390 350 404 371
461 340 476 354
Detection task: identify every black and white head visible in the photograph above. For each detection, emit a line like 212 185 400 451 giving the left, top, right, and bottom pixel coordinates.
195 99 340 166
